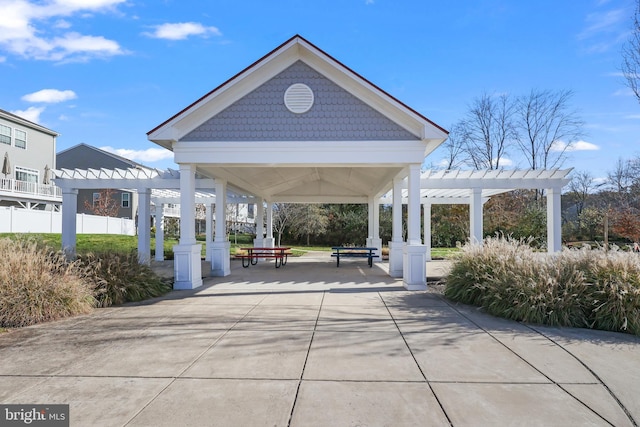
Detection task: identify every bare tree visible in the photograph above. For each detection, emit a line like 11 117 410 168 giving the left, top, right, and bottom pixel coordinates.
458 92 516 170
622 1 640 103
607 158 633 195
438 123 467 169
272 203 304 247
567 170 595 218
514 89 584 170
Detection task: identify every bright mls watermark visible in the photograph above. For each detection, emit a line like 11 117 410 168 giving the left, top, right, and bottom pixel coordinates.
0 405 69 426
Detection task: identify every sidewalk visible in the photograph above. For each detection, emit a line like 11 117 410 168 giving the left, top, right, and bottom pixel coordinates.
1 252 638 426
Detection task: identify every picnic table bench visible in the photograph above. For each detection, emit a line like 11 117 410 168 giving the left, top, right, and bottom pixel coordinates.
237 247 291 268
331 247 377 267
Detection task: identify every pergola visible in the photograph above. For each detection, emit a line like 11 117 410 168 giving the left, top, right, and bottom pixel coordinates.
380 168 572 265
53 35 573 291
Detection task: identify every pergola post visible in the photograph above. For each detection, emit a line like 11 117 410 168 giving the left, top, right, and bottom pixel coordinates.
173 163 203 289
547 187 562 252
154 200 164 261
61 188 78 259
264 201 275 247
423 201 432 261
388 177 404 278
205 202 213 261
366 196 382 262
254 199 265 247
137 188 151 265
211 179 230 276
403 164 427 290
469 187 483 244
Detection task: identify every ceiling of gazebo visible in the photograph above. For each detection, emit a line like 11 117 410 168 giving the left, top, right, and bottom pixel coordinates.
194 164 404 203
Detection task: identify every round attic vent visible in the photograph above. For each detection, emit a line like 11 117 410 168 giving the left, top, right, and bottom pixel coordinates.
284 83 314 114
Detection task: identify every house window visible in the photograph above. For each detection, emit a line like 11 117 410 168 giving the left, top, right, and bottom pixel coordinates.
0 125 10 145
15 166 38 183
247 204 255 219
122 192 130 208
93 192 100 207
14 129 26 149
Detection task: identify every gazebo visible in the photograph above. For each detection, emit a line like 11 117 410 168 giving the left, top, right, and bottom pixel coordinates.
54 35 571 292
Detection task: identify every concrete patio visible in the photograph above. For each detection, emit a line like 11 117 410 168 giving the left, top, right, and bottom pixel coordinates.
1 252 639 426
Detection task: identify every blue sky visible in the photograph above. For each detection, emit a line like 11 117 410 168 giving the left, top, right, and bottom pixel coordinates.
1 0 638 183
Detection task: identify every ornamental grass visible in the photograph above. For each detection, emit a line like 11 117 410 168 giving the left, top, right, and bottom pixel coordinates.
445 236 640 336
77 251 171 307
0 237 95 327
0 237 171 328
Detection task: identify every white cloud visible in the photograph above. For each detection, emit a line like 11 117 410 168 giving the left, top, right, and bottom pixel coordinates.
144 22 222 40
53 19 71 29
22 88 77 103
551 140 600 152
613 88 635 97
10 106 46 123
578 8 626 40
0 0 126 62
494 157 514 167
99 146 173 163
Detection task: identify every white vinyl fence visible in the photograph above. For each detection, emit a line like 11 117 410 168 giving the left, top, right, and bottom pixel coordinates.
0 206 135 235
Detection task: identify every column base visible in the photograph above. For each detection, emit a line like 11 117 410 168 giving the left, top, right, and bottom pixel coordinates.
253 237 264 248
388 240 404 278
403 244 427 291
173 244 203 290
210 241 231 277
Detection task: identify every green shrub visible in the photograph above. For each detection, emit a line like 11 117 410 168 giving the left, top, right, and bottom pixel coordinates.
0 237 95 327
78 251 172 307
445 237 640 335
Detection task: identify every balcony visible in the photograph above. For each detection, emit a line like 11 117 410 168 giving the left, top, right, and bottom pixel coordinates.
0 177 62 204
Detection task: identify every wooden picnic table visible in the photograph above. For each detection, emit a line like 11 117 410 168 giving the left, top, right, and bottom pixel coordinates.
238 247 291 268
331 247 378 267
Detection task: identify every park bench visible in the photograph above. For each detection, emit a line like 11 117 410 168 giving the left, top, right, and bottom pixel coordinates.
331 247 377 267
237 247 291 268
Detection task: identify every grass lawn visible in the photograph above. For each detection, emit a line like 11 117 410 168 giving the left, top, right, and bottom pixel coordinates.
431 247 461 259
0 233 460 259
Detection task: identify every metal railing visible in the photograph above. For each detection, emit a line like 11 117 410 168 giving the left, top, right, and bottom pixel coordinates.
0 177 62 200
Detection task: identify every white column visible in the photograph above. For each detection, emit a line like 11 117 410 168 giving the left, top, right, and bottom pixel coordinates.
173 164 203 289
254 199 265 247
423 201 432 261
61 188 78 259
469 187 483 244
154 201 164 261
214 181 226 242
388 177 404 278
403 164 427 290
366 196 382 262
406 165 421 246
547 187 562 253
211 179 231 276
264 201 275 247
137 188 151 265
205 202 213 261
